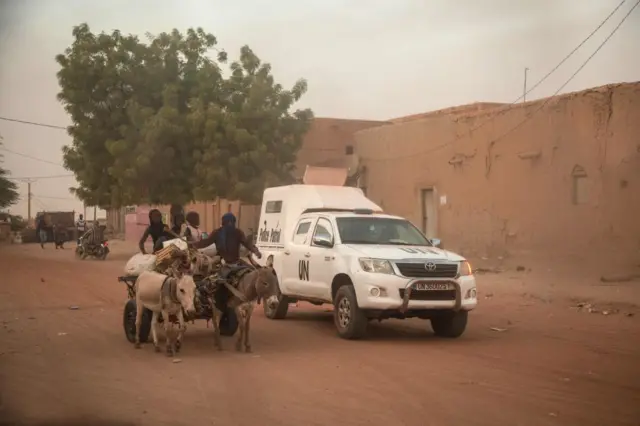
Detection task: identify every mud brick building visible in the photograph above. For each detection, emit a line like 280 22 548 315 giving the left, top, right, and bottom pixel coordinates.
112 82 639 258
355 83 639 257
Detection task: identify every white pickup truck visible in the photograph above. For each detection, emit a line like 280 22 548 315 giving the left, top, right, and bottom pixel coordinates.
254 185 477 339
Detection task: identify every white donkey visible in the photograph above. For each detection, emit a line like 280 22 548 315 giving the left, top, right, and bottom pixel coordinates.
134 271 196 356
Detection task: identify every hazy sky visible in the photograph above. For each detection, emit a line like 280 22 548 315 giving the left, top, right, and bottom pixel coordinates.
0 0 638 217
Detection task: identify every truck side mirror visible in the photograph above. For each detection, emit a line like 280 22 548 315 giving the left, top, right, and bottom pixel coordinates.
430 238 441 248
312 235 334 248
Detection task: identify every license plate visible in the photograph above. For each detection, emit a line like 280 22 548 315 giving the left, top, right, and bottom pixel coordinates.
413 282 453 291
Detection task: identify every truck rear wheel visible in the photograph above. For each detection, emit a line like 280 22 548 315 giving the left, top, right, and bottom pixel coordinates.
333 286 368 340
430 310 468 338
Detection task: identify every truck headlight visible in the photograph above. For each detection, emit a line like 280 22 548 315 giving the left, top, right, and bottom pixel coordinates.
359 258 395 275
459 260 473 276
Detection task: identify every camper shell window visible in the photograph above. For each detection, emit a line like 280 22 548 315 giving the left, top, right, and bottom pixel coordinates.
295 221 311 235
265 200 283 213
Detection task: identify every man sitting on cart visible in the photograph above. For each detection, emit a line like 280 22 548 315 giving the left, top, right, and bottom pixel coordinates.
190 212 262 280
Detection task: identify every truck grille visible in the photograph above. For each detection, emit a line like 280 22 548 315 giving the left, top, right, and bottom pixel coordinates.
398 289 456 301
395 262 458 278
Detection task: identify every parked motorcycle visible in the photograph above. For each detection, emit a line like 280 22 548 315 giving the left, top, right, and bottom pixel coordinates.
76 235 110 260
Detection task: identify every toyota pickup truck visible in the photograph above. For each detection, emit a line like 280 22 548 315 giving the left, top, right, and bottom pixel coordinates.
254 184 477 339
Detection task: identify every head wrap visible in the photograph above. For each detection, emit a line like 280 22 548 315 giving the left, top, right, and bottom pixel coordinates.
218 212 237 252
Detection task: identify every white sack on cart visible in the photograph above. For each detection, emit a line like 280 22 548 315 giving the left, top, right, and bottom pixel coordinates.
124 253 157 276
162 238 188 252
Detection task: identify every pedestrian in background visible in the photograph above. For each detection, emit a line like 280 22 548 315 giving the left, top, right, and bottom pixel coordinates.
76 214 86 238
35 213 51 249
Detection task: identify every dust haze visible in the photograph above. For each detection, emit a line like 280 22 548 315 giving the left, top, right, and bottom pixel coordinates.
0 0 638 216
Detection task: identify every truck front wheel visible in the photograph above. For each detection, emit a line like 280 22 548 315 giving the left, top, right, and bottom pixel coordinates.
264 294 290 319
333 286 368 340
430 310 468 338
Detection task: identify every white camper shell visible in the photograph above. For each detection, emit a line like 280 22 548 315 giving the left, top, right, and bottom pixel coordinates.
255 184 477 340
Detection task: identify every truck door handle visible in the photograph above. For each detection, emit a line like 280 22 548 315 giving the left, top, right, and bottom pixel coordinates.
304 253 311 258
284 250 290 255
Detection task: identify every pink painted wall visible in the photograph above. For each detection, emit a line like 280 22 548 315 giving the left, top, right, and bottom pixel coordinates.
124 205 171 246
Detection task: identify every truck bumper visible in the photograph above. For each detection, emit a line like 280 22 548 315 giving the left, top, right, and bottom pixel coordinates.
352 271 477 312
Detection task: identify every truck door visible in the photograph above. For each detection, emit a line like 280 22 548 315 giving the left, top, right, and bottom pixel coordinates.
281 217 316 297
306 217 337 301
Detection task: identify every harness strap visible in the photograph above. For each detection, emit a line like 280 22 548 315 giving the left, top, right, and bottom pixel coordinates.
160 276 180 306
223 281 248 303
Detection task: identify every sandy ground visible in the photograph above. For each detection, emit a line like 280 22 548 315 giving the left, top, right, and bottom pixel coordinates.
0 240 639 426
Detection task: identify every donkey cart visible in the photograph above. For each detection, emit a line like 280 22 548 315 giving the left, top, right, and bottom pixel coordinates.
118 274 239 344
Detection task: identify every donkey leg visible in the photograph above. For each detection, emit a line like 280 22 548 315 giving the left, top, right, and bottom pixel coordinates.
234 305 245 352
174 310 186 354
134 300 143 349
209 298 223 351
162 310 174 357
151 311 160 352
244 304 254 353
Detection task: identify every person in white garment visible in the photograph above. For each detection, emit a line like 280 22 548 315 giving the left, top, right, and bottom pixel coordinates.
182 211 203 243
76 214 86 237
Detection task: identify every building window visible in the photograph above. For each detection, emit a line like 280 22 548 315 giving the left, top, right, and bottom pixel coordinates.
345 145 354 155
265 200 283 213
571 165 588 205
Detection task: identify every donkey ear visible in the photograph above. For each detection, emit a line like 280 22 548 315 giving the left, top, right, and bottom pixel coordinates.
265 256 274 268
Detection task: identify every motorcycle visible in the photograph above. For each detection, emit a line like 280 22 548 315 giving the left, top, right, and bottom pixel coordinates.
76 235 110 260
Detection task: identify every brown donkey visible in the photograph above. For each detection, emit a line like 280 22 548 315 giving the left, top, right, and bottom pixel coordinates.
209 256 281 353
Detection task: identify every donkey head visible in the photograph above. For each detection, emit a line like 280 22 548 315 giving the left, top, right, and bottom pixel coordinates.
175 274 197 316
254 256 280 310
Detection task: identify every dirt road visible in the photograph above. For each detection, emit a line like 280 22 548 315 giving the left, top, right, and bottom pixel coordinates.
1 242 639 426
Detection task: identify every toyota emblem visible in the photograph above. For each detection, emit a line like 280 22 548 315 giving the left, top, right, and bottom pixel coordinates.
425 262 437 272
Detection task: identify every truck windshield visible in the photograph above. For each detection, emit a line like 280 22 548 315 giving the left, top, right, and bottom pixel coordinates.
336 217 432 246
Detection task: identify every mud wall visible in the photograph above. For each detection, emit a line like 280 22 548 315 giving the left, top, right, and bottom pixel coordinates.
355 83 640 258
293 117 387 176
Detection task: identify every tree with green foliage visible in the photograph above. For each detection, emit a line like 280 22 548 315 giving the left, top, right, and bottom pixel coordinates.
0 143 20 209
8 214 26 232
56 24 313 208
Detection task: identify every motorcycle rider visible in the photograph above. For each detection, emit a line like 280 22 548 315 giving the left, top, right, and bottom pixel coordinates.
81 220 103 254
76 214 86 236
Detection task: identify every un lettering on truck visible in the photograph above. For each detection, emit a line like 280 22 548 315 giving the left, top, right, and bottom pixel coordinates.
255 184 477 341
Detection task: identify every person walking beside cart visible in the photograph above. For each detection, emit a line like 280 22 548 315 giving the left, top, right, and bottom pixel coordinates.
182 211 204 243
172 212 186 238
138 209 175 254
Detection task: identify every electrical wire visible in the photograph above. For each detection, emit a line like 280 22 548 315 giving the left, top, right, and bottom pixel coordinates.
368 0 639 162
32 197 48 210
483 0 639 149
0 116 67 130
0 146 64 166
32 194 77 201
6 174 74 180
514 0 627 103
0 0 633 168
